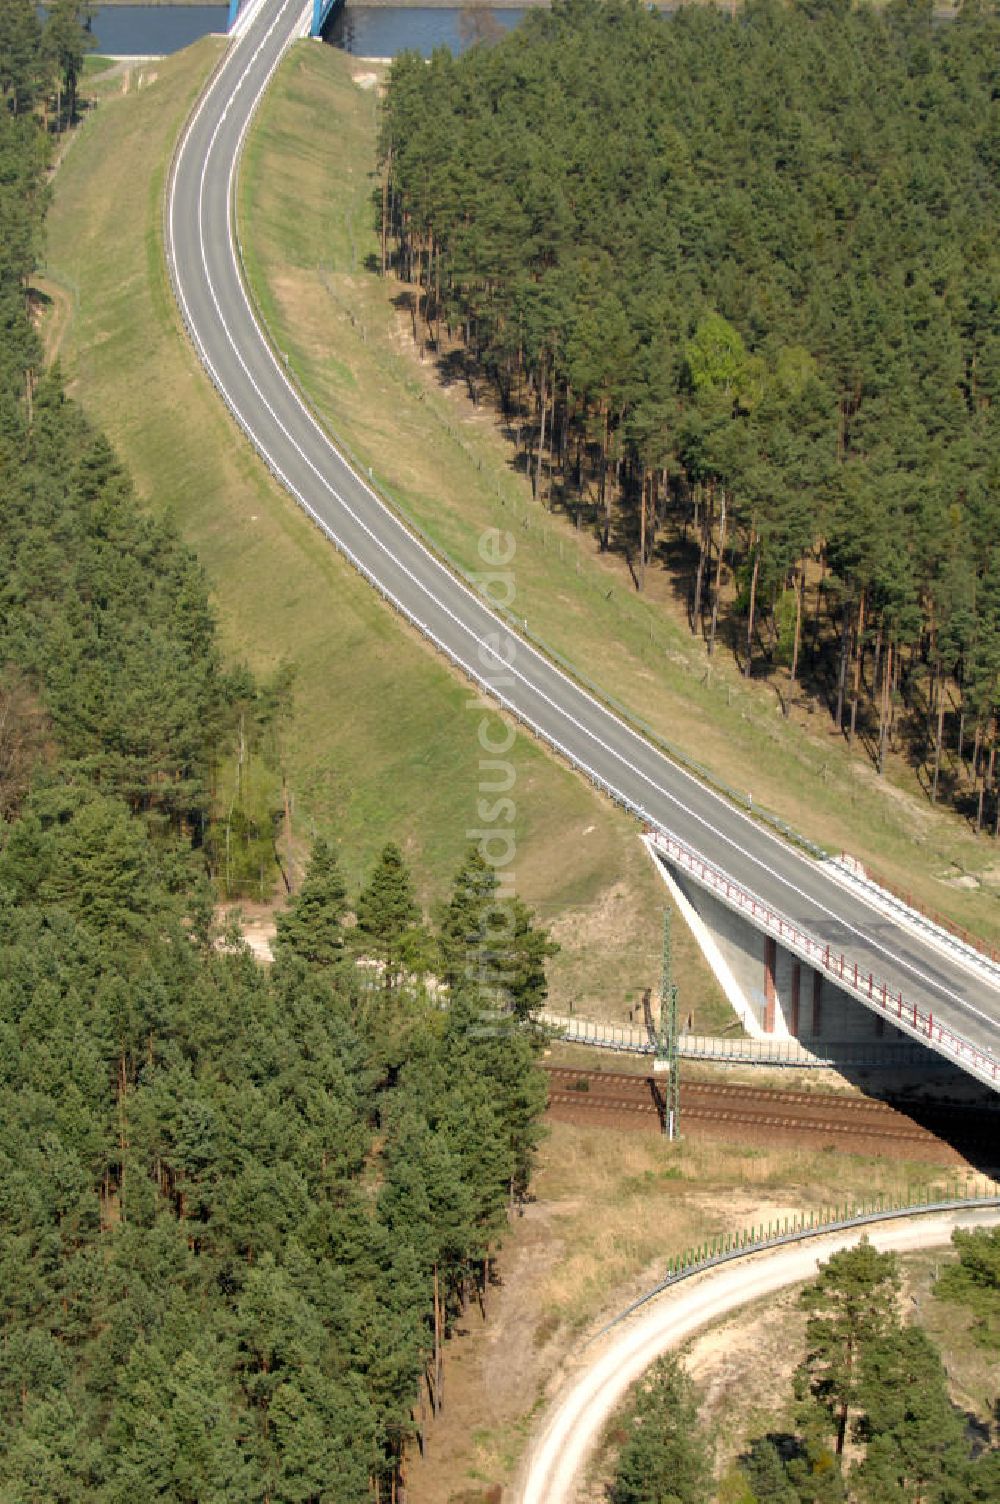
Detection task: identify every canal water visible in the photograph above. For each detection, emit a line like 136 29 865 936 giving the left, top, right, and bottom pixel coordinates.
84 4 529 58
86 6 228 56
325 7 527 58
74 2 959 59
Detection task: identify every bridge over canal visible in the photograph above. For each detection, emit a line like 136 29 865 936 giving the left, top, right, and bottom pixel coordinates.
228 0 341 39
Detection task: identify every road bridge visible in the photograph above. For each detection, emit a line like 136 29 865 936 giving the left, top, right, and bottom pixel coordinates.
166 0 1000 1094
645 833 1000 1085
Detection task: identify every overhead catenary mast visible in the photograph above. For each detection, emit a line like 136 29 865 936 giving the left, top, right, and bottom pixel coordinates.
655 909 680 1140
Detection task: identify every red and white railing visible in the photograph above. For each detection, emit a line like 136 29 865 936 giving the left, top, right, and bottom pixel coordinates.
647 829 999 1089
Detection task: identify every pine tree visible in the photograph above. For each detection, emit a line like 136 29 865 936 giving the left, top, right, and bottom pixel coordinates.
267 1372 374 1504
503 894 559 1021
934 1225 1000 1349
0 0 43 116
739 1438 799 1504
783 1425 847 1504
354 841 424 989
852 1325 973 1504
797 1239 901 1457
0 1391 99 1503
437 844 500 992
444 988 547 1199
438 846 557 1017
610 1354 712 1504
40 0 94 131
103 1340 258 1504
273 835 348 967
969 1450 1000 1503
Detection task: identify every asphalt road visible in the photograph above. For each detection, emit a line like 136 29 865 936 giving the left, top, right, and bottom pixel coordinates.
166 0 1000 1076
517 1205 1000 1504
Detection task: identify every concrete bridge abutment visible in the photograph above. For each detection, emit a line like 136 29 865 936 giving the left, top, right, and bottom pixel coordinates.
648 843 907 1052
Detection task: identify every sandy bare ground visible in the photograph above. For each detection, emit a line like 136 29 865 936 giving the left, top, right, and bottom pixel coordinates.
517 1206 1000 1504
216 902 279 962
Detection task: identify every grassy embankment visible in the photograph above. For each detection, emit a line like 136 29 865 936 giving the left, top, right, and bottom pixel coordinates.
237 41 1000 947
41 39 717 1021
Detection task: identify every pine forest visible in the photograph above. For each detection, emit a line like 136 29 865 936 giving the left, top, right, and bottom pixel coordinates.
0 5 549 1498
379 0 1000 827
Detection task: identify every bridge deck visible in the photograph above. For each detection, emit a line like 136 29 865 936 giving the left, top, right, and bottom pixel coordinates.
647 834 999 1091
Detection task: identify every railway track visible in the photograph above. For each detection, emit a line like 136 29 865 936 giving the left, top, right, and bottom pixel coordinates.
543 1065 1000 1167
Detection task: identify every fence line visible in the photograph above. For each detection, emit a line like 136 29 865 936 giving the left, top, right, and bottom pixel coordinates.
541 1012 950 1070
830 853 1000 973
591 1182 1000 1342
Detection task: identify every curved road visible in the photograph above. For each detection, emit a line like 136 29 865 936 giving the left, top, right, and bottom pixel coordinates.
518 1206 1000 1504
167 1 1000 1076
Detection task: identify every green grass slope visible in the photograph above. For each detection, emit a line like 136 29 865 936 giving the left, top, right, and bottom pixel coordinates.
41 40 728 1024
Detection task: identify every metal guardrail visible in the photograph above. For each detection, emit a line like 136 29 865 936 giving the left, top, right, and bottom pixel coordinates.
592 1183 1000 1341
544 1014 651 1054
648 832 1000 1089
832 854 1000 973
486 614 830 865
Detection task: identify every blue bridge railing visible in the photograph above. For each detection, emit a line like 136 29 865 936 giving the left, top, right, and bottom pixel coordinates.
311 0 342 34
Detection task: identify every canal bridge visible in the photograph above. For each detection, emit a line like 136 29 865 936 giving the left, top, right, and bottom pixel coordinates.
228 0 340 39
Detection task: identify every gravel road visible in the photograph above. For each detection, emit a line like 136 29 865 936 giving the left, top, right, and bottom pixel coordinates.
517 1207 1000 1504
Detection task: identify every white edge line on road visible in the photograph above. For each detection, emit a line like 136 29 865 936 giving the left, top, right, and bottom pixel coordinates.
821 854 1000 988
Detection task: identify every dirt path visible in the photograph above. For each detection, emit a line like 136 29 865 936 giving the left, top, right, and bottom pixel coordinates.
517 1207 1000 1504
404 1199 572 1504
